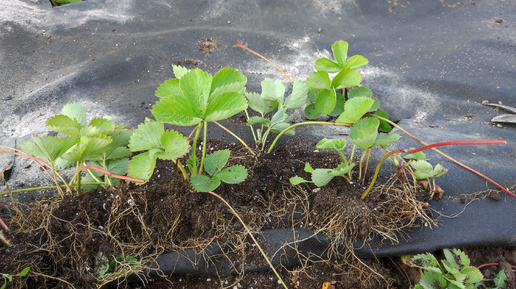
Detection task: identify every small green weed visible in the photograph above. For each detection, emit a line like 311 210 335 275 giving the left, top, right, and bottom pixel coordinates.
1 267 30 289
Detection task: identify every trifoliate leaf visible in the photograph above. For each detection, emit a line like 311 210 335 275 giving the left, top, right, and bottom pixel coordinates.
204 91 248 122
331 40 348 68
261 78 285 104
316 139 346 151
344 55 369 69
61 102 87 126
409 160 435 179
314 58 341 73
289 176 309 185
306 71 331 90
204 149 231 176
191 175 221 192
349 117 379 149
155 78 181 98
21 136 78 162
128 118 164 152
331 69 362 89
311 168 335 187
315 89 336 115
172 65 189 79
216 165 247 184
158 130 190 160
304 103 321 119
284 79 308 110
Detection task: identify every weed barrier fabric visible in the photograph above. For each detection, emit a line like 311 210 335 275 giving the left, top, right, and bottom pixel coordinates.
1 0 515 275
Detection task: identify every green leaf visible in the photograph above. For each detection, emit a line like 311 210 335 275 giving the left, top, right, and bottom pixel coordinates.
204 149 230 176
316 138 346 151
151 96 203 126
349 117 379 149
314 58 341 73
328 92 346 117
330 69 362 89
375 110 392 132
246 91 277 115
46 115 82 137
127 150 159 183
344 55 369 69
180 68 212 114
494 270 507 288
204 91 248 122
331 40 348 68
404 151 427 161
87 117 116 135
418 271 448 289
330 163 355 176
375 133 400 149
216 165 247 184
289 176 309 185
305 71 331 90
61 103 87 126
246 116 271 126
210 67 247 97
304 103 321 119
409 160 435 179
311 168 335 187
158 130 190 160
21 136 78 162
284 79 308 109
460 267 484 284
155 78 182 98
348 86 373 99
261 78 285 104
270 121 294 135
61 136 112 162
304 162 314 173
129 118 164 152
191 175 221 192
315 89 336 115
336 96 375 124
409 253 442 272
172 65 189 79
433 164 448 178
270 108 290 126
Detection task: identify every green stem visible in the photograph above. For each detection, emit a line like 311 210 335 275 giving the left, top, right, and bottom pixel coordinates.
76 161 82 196
244 110 259 144
190 123 202 176
0 182 112 196
267 121 353 154
199 121 208 175
206 191 289 289
174 159 189 180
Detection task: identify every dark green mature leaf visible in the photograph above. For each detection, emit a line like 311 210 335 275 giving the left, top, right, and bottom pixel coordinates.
180 68 212 114
344 55 369 69
216 165 247 184
314 58 341 73
61 102 87 125
306 71 331 90
155 79 181 98
204 91 248 122
284 79 308 109
315 89 336 115
331 40 348 68
21 136 78 162
331 69 362 89
349 117 379 149
204 149 230 176
191 175 221 192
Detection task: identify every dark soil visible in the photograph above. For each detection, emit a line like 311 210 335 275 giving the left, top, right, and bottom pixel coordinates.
0 137 514 289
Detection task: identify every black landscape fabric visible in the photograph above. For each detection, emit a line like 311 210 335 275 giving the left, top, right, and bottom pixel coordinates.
1 0 515 262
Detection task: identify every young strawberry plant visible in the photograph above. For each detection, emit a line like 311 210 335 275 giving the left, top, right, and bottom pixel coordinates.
127 65 249 192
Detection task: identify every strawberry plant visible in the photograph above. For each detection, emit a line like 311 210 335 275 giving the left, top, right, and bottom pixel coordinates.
127 65 249 192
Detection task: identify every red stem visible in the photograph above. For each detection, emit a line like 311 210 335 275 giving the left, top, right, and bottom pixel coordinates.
81 166 145 182
477 262 516 270
406 140 506 154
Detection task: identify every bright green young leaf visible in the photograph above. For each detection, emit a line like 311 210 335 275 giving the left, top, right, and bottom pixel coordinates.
349 117 379 149
316 138 346 151
191 175 221 192
314 58 341 73
330 68 362 89
329 163 355 176
404 150 426 161
336 96 375 123
344 55 369 69
204 149 230 176
151 96 203 126
46 115 82 137
409 160 435 179
61 102 87 126
172 65 189 79
284 79 308 110
61 136 112 162
246 116 271 126
494 270 507 288
289 176 309 185
21 136 78 162
305 71 331 90
304 103 321 119
129 118 165 152
87 117 116 135
155 78 181 98
261 78 285 104
180 68 212 113
127 150 159 182
270 108 290 126
315 89 336 115
216 165 247 184
204 91 248 122
311 168 335 187
211 67 247 96
331 40 348 68
246 91 277 115
158 130 190 160
304 162 314 173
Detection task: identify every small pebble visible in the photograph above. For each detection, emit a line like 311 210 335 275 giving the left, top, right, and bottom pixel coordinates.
4 95 12 101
